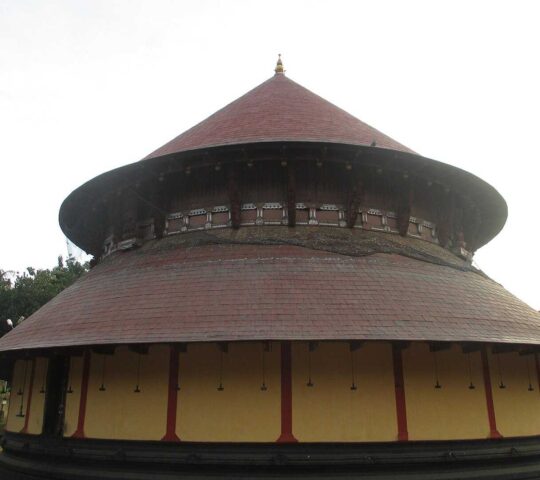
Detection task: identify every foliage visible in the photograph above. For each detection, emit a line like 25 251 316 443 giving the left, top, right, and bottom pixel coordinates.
0 256 88 326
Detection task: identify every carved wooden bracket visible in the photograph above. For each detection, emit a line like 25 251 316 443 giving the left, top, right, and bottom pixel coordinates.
436 188 454 247
396 185 414 237
227 165 241 229
346 174 364 228
287 163 296 227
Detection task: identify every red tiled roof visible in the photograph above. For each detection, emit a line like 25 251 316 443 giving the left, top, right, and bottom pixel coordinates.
1 244 539 352
144 73 414 160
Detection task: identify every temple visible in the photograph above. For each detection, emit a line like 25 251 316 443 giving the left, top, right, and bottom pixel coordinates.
1 57 540 479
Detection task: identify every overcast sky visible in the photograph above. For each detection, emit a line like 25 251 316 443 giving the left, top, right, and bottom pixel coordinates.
1 0 539 310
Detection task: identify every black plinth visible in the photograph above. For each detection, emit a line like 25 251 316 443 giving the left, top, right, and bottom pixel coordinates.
2 431 540 479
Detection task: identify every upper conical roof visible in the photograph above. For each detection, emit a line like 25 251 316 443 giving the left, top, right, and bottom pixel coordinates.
144 71 414 160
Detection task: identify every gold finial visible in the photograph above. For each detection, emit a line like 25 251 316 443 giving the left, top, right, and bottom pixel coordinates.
274 54 285 74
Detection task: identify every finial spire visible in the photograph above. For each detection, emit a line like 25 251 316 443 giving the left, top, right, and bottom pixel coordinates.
274 54 285 75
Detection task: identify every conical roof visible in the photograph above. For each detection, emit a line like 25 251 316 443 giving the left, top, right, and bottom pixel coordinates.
144 69 414 161
57 59 507 254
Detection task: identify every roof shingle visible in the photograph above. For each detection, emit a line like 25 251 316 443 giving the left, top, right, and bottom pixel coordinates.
1 243 539 352
144 73 414 160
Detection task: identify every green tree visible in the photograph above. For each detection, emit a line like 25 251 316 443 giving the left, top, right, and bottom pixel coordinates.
0 256 88 328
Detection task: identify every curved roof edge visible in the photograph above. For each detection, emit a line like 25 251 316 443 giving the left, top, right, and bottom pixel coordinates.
0 242 538 353
58 141 508 254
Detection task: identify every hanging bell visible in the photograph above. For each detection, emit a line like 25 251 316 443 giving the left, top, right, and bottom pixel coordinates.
133 353 143 393
217 346 226 391
496 353 505 389
349 343 359 391
307 342 316 387
465 351 475 390
525 356 534 392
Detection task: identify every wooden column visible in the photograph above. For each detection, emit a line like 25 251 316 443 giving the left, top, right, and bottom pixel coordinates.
346 174 364 228
20 359 36 434
396 183 414 237
436 189 454 247
162 345 181 442
276 341 297 443
287 163 296 227
481 346 502 438
392 345 408 441
227 164 241 229
72 350 91 439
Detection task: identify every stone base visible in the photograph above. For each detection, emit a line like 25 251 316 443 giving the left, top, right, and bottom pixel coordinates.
0 433 540 480
3 432 540 479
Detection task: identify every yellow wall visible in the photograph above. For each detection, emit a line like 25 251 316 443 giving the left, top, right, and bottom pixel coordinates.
177 342 281 442
6 359 29 432
489 350 540 437
292 342 397 442
26 357 48 435
403 343 489 440
83 346 169 440
7 342 540 443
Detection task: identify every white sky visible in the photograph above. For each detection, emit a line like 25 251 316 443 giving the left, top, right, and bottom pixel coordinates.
1 0 538 310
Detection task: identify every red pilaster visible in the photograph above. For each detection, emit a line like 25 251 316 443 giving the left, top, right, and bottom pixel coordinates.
277 341 297 443
392 345 408 441
481 346 502 439
72 350 91 439
20 359 36 434
162 345 181 442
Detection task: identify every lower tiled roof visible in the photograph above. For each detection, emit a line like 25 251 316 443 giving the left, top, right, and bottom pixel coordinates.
1 241 539 351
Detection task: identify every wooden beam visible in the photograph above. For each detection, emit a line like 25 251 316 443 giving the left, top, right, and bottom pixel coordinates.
396 182 414 237
128 344 149 355
436 188 454 247
392 341 411 351
428 342 451 352
460 342 482 354
346 173 363 228
287 162 296 227
175 342 188 353
65 347 85 358
519 346 540 356
91 345 116 356
227 164 241 229
492 344 519 354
